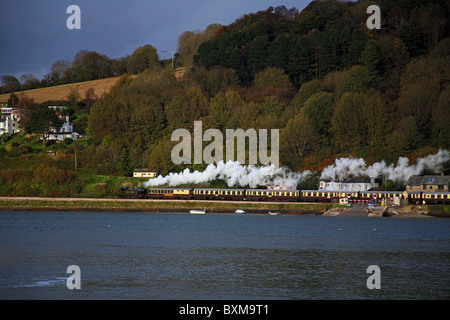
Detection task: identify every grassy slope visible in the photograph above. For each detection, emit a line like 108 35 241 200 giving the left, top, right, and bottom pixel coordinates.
0 76 124 103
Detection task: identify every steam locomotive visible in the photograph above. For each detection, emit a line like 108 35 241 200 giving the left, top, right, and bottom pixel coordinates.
118 186 450 205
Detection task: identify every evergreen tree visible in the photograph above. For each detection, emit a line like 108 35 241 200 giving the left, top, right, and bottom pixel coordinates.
359 39 381 81
26 106 63 148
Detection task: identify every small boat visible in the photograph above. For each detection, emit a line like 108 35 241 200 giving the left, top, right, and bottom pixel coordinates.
268 211 279 215
190 209 206 214
235 209 246 214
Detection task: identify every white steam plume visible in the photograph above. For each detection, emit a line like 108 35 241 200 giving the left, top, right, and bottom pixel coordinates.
143 150 449 189
143 161 311 189
320 149 450 183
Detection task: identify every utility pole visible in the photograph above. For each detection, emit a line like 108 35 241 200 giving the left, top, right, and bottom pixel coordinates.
171 49 175 69
74 148 77 174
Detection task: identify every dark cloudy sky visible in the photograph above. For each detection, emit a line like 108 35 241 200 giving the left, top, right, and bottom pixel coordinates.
0 0 310 81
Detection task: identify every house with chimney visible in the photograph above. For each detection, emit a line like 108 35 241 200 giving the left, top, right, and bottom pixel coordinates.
47 115 80 141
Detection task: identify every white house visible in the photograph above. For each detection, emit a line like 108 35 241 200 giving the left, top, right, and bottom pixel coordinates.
47 116 80 141
319 178 379 191
0 108 22 136
133 169 158 178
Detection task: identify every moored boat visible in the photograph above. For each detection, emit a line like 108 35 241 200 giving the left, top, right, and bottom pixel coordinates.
235 209 246 214
268 211 279 215
190 209 206 214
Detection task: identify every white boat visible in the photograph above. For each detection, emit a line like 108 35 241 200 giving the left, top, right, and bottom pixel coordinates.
268 211 279 215
235 209 246 214
190 209 206 214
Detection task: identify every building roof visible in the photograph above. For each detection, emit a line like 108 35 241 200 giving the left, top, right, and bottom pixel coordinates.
343 177 373 183
407 175 450 186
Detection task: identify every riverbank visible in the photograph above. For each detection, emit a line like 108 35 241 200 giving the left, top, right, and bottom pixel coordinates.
0 197 330 215
0 197 448 217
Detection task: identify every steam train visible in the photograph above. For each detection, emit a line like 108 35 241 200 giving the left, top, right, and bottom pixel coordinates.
118 187 450 205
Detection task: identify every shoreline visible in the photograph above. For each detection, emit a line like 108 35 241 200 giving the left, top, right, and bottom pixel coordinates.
0 196 328 215
0 196 448 217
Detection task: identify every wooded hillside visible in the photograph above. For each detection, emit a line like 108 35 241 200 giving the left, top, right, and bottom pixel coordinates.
2 0 450 192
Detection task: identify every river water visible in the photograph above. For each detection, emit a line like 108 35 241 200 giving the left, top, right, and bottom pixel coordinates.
0 211 449 300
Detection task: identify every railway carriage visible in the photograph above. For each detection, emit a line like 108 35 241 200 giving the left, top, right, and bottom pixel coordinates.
360 191 404 201
421 192 450 205
407 191 422 204
245 189 300 202
147 187 193 199
192 188 245 201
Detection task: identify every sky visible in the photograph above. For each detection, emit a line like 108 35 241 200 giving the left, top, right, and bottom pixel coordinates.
0 0 311 81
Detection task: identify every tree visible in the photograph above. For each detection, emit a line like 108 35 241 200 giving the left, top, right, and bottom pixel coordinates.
26 107 63 148
191 66 240 97
390 38 410 66
280 113 321 169
209 89 244 129
433 86 450 149
127 45 160 74
397 78 439 132
330 92 367 150
246 35 270 79
20 74 40 90
343 28 366 67
254 67 294 89
165 87 209 130
88 75 133 143
50 59 71 84
70 50 112 82
291 79 323 109
178 24 221 67
359 39 381 80
336 65 372 97
259 95 286 117
0 75 20 93
302 92 333 136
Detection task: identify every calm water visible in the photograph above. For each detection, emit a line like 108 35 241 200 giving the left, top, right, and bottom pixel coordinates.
0 211 449 300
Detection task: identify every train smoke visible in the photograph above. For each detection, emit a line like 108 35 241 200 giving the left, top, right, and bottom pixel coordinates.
143 161 311 188
320 149 450 183
143 150 449 188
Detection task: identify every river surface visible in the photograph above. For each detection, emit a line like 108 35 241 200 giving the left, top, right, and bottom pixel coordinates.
0 211 449 299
